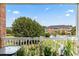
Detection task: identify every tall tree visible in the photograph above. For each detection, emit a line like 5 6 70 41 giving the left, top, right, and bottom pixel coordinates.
6 27 12 34
12 17 45 37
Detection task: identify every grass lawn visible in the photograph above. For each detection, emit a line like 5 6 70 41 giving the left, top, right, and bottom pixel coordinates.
5 36 14 38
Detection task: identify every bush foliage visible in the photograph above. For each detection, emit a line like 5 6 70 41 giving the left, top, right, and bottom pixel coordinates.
44 33 50 37
12 17 45 37
17 40 77 56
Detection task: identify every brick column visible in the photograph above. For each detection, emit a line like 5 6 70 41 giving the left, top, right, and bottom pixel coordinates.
0 3 6 48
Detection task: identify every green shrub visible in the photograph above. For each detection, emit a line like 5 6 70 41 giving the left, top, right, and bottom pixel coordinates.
28 45 36 56
63 40 75 56
17 47 25 56
16 40 77 56
52 49 58 56
25 44 40 56
42 40 59 56
44 46 52 56
6 28 12 35
44 33 50 37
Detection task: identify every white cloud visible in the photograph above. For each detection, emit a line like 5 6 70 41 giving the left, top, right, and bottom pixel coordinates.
33 16 38 19
65 13 70 16
13 18 16 20
45 8 49 10
12 11 20 14
66 9 74 13
65 9 74 17
8 10 11 12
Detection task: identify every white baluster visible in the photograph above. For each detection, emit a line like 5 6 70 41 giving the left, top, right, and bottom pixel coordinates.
26 39 27 45
6 40 8 46
10 40 12 45
14 39 16 46
17 38 19 46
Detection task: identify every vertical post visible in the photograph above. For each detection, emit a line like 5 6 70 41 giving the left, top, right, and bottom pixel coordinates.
0 3 6 48
76 4 79 40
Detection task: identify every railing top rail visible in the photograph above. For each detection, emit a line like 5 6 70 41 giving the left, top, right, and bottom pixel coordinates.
2 37 77 41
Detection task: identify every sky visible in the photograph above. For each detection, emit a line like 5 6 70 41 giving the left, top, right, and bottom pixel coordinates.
6 4 77 27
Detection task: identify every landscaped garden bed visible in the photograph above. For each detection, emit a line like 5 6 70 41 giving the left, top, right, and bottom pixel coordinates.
17 40 77 56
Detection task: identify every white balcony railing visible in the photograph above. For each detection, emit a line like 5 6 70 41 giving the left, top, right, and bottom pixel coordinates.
3 37 43 46
2 36 76 46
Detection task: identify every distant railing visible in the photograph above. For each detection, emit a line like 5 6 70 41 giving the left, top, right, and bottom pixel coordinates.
3 37 49 46
3 36 76 46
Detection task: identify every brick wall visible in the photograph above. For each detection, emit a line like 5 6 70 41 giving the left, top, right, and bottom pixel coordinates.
0 3 6 48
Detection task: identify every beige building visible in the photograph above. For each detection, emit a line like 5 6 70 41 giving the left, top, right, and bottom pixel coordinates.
45 25 72 35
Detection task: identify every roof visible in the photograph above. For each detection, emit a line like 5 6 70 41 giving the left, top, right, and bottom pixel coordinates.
47 25 72 29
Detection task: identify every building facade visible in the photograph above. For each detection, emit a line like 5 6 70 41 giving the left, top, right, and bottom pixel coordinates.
45 25 72 35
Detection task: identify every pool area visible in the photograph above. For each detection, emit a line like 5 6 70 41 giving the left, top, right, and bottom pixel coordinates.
0 46 21 56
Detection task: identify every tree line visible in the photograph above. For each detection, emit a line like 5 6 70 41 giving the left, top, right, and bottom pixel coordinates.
6 17 76 37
